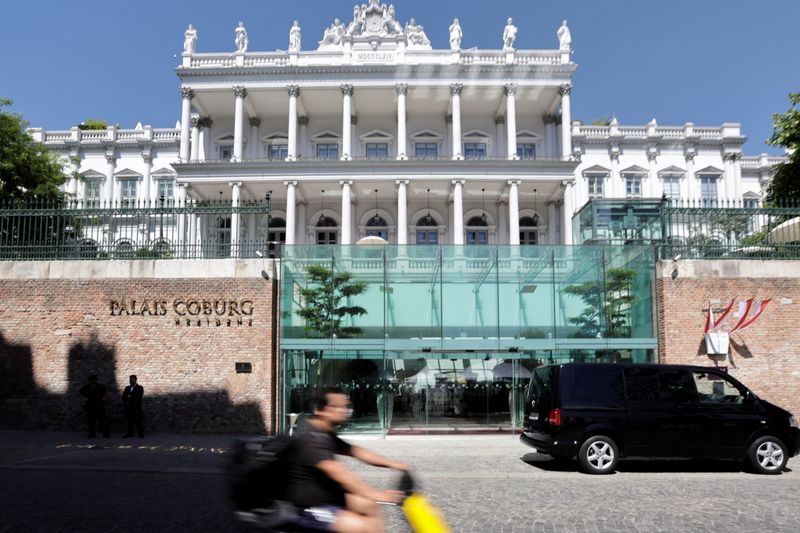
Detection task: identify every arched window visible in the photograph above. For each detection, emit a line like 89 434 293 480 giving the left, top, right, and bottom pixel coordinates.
416 215 438 244
466 216 488 245
267 217 286 257
366 215 388 240
316 215 338 244
114 239 135 259
77 238 99 259
519 216 538 245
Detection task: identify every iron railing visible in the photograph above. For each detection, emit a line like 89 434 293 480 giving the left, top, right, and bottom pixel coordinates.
660 199 800 260
0 198 274 261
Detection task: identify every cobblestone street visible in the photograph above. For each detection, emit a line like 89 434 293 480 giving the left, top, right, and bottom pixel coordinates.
1 431 798 532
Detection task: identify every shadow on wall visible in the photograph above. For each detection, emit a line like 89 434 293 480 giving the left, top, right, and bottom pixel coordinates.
0 331 266 434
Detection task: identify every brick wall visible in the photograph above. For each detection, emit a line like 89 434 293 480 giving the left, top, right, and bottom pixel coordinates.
0 260 276 434
657 260 800 418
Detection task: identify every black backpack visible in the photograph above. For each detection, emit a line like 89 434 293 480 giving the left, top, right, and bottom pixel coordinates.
229 434 294 511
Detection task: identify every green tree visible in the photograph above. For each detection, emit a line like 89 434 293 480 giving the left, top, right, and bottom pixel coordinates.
295 263 368 338
77 119 109 130
0 98 68 203
564 268 638 338
765 93 800 205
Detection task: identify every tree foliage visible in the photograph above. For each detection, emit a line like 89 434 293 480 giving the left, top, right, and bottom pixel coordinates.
78 119 109 130
564 268 638 338
295 263 368 338
765 93 800 204
0 98 68 203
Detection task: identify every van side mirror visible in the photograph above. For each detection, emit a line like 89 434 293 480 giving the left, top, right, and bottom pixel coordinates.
743 390 756 404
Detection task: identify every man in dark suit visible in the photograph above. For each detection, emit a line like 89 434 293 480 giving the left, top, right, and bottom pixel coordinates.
122 375 144 438
79 374 110 438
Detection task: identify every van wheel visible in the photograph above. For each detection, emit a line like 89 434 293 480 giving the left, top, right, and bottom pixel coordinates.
578 436 618 474
748 436 788 474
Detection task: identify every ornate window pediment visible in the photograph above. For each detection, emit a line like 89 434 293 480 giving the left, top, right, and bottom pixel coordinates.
261 131 288 144
658 165 686 175
151 167 176 178
79 169 105 179
582 164 610 174
516 129 542 142
410 129 443 141
463 129 493 144
359 129 394 143
214 132 236 144
114 168 143 179
695 165 723 174
310 130 342 142
621 164 647 174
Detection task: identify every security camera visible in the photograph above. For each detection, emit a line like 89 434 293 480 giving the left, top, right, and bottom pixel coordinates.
255 250 263 258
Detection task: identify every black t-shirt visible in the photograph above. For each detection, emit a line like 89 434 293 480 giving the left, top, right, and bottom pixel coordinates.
287 420 353 508
80 383 107 405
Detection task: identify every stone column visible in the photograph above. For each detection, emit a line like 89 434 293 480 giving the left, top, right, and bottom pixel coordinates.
610 152 621 198
179 87 193 162
452 179 465 244
494 115 505 159
340 180 352 244
508 180 520 245
69 154 80 198
450 84 463 159
230 182 241 257
733 153 743 202
396 180 408 245
647 152 659 198
249 117 261 159
190 117 200 162
199 117 212 161
298 116 309 159
547 202 558 244
141 153 152 204
285 181 297 246
561 181 574 245
396 84 408 160
296 200 307 244
341 84 353 160
497 199 508 245
722 153 736 202
505 84 518 160
287 86 299 160
559 84 572 159
445 114 453 157
104 154 116 205
233 86 247 161
543 114 557 159
684 152 695 200
177 183 188 245
187 187 198 257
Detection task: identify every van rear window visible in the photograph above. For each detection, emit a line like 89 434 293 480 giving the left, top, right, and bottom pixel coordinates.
529 366 555 405
572 366 625 402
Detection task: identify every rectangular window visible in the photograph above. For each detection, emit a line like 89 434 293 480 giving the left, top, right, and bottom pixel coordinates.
744 199 759 209
572 366 624 402
516 143 536 159
662 175 682 202
120 180 137 207
415 143 438 159
268 144 288 160
700 176 718 203
316 144 339 159
157 179 174 204
85 180 101 207
466 230 488 244
366 143 389 159
219 146 232 161
586 174 605 199
625 175 642 198
416 230 438 244
464 143 487 159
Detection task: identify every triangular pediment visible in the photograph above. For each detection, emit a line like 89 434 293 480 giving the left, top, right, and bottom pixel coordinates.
114 168 142 179
310 130 341 141
463 129 492 139
215 132 235 142
262 131 288 141
621 164 648 174
742 191 762 199
696 165 723 174
79 169 105 179
359 129 393 141
410 129 442 140
582 164 610 174
151 167 176 177
516 129 542 140
658 165 686 174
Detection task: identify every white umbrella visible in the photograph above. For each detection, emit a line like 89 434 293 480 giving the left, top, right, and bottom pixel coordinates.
492 362 532 380
356 235 389 245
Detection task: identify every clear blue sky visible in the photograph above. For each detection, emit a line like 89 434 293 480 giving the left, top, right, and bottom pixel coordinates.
1 0 797 155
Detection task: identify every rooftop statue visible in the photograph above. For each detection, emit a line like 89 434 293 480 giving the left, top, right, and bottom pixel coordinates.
319 19 345 48
503 17 517 50
289 20 301 51
404 18 430 47
346 4 366 37
183 24 197 54
382 4 403 35
235 22 248 53
449 18 462 51
557 20 571 51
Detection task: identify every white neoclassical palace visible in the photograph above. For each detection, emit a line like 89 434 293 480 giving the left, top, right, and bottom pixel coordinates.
31 0 786 249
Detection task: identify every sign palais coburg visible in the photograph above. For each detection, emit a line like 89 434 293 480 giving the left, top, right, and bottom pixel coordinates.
109 298 255 327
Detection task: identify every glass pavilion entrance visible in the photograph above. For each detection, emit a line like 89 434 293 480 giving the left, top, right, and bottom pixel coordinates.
280 245 657 434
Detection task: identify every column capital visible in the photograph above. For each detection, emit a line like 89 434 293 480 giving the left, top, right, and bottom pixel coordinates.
647 150 658 162
350 115 358 126
341 84 354 96
684 150 696 162
287 85 300 97
543 113 558 124
283 180 298 187
339 180 353 187
233 86 247 99
395 83 408 96
190 117 201 128
494 115 506 125
507 179 522 186
561 179 575 188
180 87 194 100
503 83 517 96
610 150 620 162
249 117 261 127
298 116 309 126
395 179 410 186
449 83 463 96
558 83 572 96
445 114 453 124
228 181 243 188
198 117 213 128
104 154 116 164
451 179 465 186
141 153 153 164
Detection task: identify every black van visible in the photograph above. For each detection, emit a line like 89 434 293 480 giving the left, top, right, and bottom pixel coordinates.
521 363 800 474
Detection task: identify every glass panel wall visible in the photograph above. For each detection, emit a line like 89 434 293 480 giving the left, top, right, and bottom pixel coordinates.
280 245 657 433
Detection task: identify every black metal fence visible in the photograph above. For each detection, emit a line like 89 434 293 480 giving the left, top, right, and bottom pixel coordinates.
0 199 275 260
